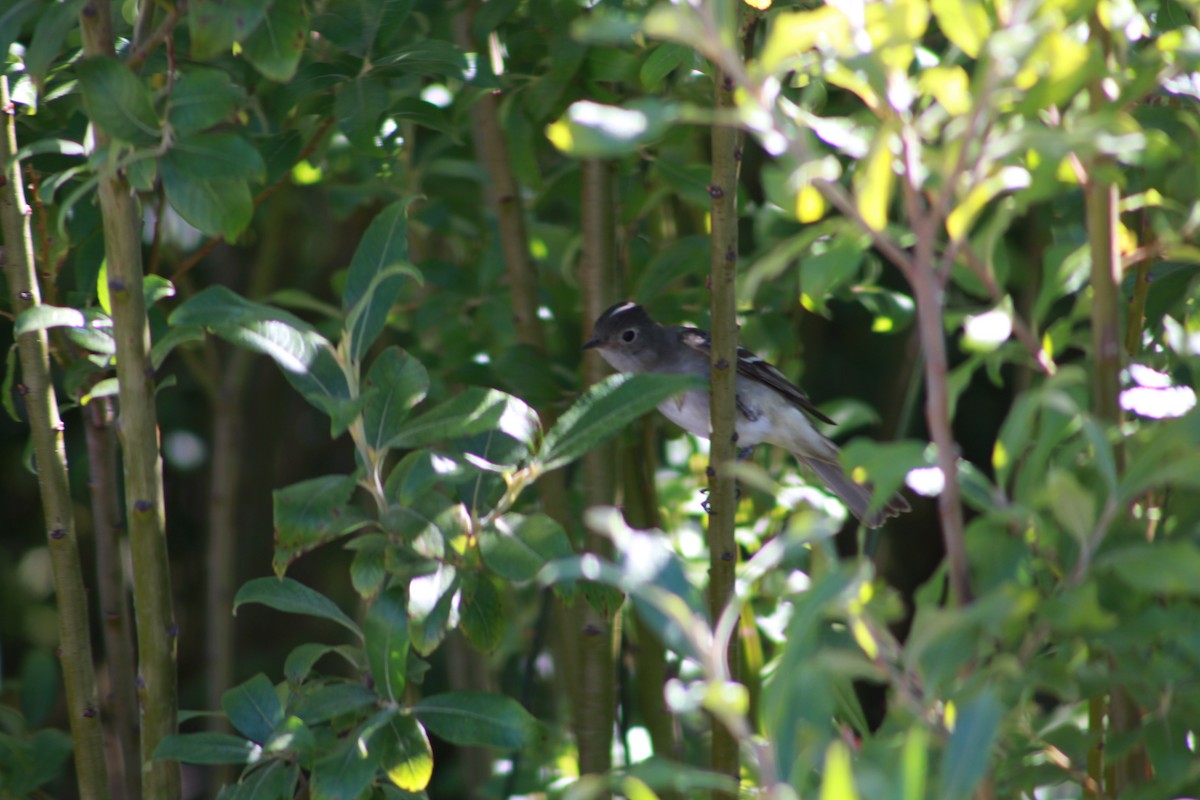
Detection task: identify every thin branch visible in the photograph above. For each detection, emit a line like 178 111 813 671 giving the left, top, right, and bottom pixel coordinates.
1 76 112 800
126 1 186 71
960 243 1057 375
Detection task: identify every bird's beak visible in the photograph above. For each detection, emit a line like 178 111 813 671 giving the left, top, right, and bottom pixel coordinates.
582 337 603 351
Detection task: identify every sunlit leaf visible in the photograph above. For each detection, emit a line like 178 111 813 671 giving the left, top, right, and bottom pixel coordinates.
852 122 896 232
480 513 575 582
547 99 680 158
946 167 1031 241
387 388 539 452
378 714 433 792
930 0 990 58
758 7 850 74
538 373 703 472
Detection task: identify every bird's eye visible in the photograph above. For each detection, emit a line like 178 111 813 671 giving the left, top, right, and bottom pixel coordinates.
622 329 637 343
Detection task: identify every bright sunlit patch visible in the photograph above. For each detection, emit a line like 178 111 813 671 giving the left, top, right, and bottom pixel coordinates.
1120 386 1196 419
473 352 491 364
431 454 460 475
569 101 649 139
291 160 323 185
421 84 453 107
1128 363 1173 388
906 466 945 497
963 306 1013 351
625 726 653 764
537 305 553 320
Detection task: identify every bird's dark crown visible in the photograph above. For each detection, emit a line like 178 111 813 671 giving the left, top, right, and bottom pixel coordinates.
595 301 652 329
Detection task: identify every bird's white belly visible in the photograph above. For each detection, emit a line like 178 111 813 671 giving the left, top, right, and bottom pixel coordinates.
657 389 773 447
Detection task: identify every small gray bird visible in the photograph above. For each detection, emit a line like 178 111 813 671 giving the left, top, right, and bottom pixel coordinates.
583 301 910 528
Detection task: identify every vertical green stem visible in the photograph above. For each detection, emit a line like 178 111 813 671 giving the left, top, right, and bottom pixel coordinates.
83 397 140 800
579 157 620 782
1 76 111 800
78 5 181 797
708 6 743 791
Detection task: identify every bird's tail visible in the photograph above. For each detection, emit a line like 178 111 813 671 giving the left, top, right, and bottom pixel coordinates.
795 455 911 528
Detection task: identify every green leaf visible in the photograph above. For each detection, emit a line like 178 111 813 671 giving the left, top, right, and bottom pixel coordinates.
25 0 85 87
76 57 160 145
273 475 370 570
223 761 298 800
852 121 896 233
388 387 540 452
479 513 574 582
233 576 363 639
1043 469 1095 545
349 535 388 598
153 732 258 765
365 587 410 703
640 43 691 91
546 99 680 158
818 740 861 800
801 235 868 316
460 574 505 653
14 305 85 336
335 77 389 150
164 132 266 181
190 0 270 60
0 1 41 74
930 0 991 59
413 691 538 750
758 7 850 73
538 373 703 472
151 325 207 370
242 0 309 82
371 39 467 78
343 198 420 360
283 643 337 684
946 167 1031 241
169 287 350 412
143 275 176 308
19 651 59 728
168 67 244 134
1099 541 1200 597
295 681 378 726
408 565 458 656
377 715 433 792
936 689 1003 800
161 159 252 240
310 722 380 800
222 674 284 744
362 347 429 452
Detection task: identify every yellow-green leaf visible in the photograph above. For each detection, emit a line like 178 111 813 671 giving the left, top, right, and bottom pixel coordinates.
945 166 1030 240
919 65 972 115
931 0 991 58
759 7 850 74
819 740 861 800
853 123 896 232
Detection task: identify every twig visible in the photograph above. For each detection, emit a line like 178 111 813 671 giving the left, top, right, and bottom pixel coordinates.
126 1 186 72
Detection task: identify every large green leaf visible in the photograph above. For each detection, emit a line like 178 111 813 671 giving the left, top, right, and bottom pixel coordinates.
233 577 363 639
1099 541 1200 597
168 67 244 134
222 761 298 800
459 574 505 653
222 673 284 745
936 689 1003 800
164 133 266 181
362 347 429 452
294 681 378 726
387 387 540 452
310 722 380 800
14 305 85 336
161 158 252 239
343 198 420 361
152 732 257 765
190 0 270 60
479 513 574 582
76 57 160 145
335 77 389 150
412 691 538 750
243 0 309 82
273 474 371 570
169 286 350 413
364 587 410 703
408 565 458 656
537 372 702 472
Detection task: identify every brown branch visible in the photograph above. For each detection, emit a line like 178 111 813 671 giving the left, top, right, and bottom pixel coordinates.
126 1 186 72
960 244 1057 375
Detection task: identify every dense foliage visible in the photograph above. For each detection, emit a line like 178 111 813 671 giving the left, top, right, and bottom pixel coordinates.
3 0 1200 798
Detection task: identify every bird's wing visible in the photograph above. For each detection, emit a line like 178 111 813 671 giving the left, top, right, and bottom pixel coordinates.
678 326 836 425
